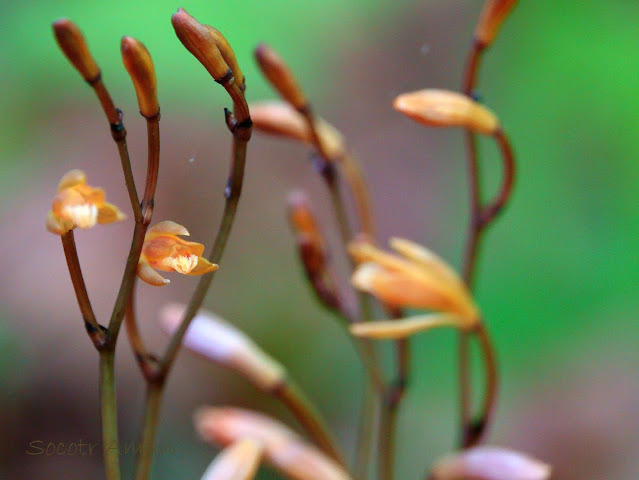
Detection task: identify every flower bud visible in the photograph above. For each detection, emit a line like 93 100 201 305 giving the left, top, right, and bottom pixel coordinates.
171 8 230 83
200 439 263 480
350 313 475 339
393 89 499 135
195 407 351 480
250 101 345 159
121 36 159 118
52 19 100 82
429 446 551 480
255 44 307 110
204 25 244 90
475 0 519 48
160 304 286 391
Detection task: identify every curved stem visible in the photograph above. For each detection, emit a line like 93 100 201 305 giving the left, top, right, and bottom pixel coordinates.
125 280 156 379
60 231 105 347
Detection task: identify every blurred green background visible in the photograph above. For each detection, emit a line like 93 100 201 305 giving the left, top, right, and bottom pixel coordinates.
1 1 638 479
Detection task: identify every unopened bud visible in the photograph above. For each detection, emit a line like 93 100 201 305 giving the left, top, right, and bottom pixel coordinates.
251 101 345 159
195 407 351 480
121 37 158 118
52 19 100 82
200 439 263 480
160 304 286 391
255 44 307 110
204 25 244 90
172 8 230 83
475 0 519 48
288 191 323 247
393 89 498 135
350 313 474 339
430 446 551 480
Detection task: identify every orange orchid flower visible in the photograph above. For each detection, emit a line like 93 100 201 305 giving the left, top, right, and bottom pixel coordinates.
46 169 125 235
137 221 218 286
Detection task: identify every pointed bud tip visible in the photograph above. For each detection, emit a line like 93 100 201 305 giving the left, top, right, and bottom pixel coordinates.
120 36 158 117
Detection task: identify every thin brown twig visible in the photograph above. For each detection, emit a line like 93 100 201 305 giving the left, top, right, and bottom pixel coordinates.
156 79 250 380
458 38 514 449
124 280 156 379
275 380 347 465
60 231 105 347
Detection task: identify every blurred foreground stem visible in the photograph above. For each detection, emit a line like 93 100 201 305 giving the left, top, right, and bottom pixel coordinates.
99 349 121 480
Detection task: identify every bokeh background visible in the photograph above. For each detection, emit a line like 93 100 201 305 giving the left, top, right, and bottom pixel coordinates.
1 1 638 479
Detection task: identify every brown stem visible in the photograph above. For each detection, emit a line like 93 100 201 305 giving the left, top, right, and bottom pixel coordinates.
458 39 512 449
156 83 250 380
275 381 346 466
106 115 160 348
91 77 142 221
60 231 106 348
378 305 409 480
124 280 156 379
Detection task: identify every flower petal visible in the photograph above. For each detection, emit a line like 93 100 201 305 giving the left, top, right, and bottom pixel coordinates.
46 210 74 235
200 439 263 480
148 220 190 236
137 261 170 286
97 202 126 224
350 313 473 339
188 256 219 276
57 169 87 192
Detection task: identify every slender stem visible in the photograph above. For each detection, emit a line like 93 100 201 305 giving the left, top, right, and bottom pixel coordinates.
133 381 164 480
91 77 142 221
461 323 498 447
458 41 485 450
157 95 251 379
275 381 346 465
338 152 376 239
107 117 160 347
378 306 409 480
60 231 106 347
458 39 512 449
354 385 378 480
318 157 384 479
99 349 121 480
125 280 156 379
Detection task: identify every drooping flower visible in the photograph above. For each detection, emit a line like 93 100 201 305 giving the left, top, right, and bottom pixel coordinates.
46 169 125 235
348 238 479 338
137 221 218 286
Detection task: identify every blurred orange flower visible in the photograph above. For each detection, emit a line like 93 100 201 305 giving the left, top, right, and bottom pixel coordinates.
46 169 125 235
137 220 218 286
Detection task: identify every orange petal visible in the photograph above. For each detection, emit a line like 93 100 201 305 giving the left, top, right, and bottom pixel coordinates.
188 257 219 276
148 220 190 236
137 262 170 286
57 169 87 192
350 313 474 339
97 202 126 224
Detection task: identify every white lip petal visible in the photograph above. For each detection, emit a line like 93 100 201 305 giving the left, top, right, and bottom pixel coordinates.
63 203 98 228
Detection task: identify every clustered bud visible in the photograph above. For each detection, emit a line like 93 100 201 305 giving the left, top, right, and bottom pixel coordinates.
171 8 231 83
